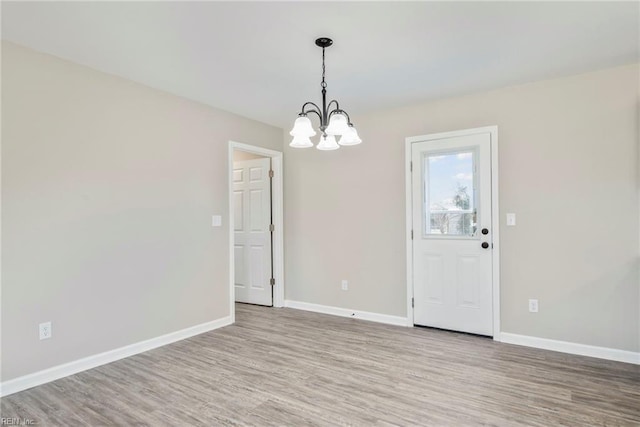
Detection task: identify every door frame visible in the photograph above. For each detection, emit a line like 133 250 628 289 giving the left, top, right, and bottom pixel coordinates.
228 141 285 322
405 126 501 340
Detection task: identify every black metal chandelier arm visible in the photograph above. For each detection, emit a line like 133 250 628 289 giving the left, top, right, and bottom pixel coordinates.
304 111 323 123
302 108 323 123
326 100 341 112
300 102 322 116
340 110 352 124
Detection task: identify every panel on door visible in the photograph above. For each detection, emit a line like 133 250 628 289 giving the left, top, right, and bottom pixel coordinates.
234 157 272 306
412 132 493 336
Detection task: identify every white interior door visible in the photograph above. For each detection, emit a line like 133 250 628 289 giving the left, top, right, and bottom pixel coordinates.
233 157 272 306
411 132 493 335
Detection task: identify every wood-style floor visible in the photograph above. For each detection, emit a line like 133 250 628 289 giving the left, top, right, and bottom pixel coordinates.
2 304 639 426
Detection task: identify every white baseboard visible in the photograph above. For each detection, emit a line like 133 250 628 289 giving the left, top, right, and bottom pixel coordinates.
284 300 409 327
0 316 233 397
499 332 640 365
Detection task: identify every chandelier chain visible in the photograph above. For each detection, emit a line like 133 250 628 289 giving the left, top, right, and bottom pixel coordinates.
321 48 327 89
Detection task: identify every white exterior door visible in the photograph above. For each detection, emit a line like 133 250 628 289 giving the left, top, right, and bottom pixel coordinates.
233 158 272 306
411 131 493 336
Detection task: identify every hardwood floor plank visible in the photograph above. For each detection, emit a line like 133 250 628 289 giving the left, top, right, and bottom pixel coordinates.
2 303 638 426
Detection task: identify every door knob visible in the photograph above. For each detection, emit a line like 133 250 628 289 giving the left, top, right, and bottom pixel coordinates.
481 228 489 235
481 242 490 249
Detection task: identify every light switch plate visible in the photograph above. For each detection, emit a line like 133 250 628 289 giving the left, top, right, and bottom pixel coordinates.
506 213 516 226
212 215 222 227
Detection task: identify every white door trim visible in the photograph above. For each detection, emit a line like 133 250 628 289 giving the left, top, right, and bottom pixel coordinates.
405 126 501 339
228 141 285 323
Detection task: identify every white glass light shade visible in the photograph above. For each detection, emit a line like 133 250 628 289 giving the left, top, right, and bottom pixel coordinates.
325 113 350 136
289 116 317 137
290 135 314 148
316 134 340 151
338 126 362 146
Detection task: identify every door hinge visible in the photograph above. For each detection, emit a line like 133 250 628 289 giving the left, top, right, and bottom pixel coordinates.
269 223 275 232
412 297 414 308
270 278 275 286
410 161 413 172
269 169 274 178
411 230 414 240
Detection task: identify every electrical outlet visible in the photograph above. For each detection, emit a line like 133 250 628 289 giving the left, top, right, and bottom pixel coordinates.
341 280 348 291
39 321 52 340
528 299 539 313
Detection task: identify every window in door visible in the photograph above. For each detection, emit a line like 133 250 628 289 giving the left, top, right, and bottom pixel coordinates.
423 149 478 237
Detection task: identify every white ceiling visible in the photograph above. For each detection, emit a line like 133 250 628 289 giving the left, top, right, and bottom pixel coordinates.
2 1 638 129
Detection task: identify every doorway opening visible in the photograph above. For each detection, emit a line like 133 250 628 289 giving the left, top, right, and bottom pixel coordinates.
405 126 500 339
228 141 284 322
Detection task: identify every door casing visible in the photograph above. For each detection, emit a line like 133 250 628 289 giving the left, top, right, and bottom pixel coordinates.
405 126 501 339
228 141 284 323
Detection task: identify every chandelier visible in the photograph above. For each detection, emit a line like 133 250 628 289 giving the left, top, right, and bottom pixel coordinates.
289 37 362 150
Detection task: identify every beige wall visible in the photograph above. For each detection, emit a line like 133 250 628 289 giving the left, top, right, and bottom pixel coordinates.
284 64 640 352
1 42 283 381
